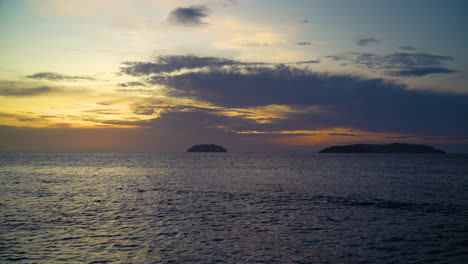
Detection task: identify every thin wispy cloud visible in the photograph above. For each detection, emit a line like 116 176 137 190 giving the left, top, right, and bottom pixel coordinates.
0 86 61 97
328 133 362 137
386 67 457 77
295 60 320 64
326 52 457 77
115 88 154 94
26 72 95 81
0 111 44 122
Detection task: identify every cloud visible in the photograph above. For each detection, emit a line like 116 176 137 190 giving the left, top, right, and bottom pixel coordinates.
26 72 95 81
0 86 61 97
0 108 290 152
300 20 309 23
118 81 146 87
296 42 311 46
115 88 154 93
380 52 454 68
130 104 213 116
326 52 457 77
296 60 320 65
81 109 121 115
328 133 362 137
387 67 458 77
121 55 262 75
399 45 417 51
120 57 468 138
0 111 43 122
4 53 467 151
167 5 211 26
355 37 380 46
0 80 88 97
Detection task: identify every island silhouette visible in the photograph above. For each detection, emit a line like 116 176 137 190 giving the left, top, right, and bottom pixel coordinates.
319 143 445 153
187 144 227 152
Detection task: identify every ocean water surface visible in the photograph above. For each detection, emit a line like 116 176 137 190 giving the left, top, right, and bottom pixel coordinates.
0 152 467 263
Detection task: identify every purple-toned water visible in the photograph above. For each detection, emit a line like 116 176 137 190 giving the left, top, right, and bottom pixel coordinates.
1 152 467 263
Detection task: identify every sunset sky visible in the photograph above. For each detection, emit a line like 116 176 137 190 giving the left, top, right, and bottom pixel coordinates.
1 0 467 152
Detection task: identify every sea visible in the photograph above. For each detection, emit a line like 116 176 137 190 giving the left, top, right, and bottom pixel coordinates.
0 152 467 264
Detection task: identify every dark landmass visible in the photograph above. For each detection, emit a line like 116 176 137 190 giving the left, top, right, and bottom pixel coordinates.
187 144 227 152
319 143 445 154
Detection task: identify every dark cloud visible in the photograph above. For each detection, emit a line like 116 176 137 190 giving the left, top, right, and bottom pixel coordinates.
300 20 309 23
121 55 262 75
26 72 95 81
399 45 417 51
387 67 458 77
167 5 211 26
355 37 380 46
0 86 60 96
296 42 311 46
326 52 456 77
136 60 467 138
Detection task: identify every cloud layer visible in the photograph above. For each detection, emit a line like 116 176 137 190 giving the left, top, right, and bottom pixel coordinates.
121 55 256 75
121 55 468 140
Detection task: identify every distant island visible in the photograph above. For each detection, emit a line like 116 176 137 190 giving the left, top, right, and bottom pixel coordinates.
319 143 445 154
187 144 227 152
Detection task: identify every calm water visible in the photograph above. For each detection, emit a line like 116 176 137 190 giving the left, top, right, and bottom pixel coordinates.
0 152 467 264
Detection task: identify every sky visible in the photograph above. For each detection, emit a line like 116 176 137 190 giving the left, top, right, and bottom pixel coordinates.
0 0 467 152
